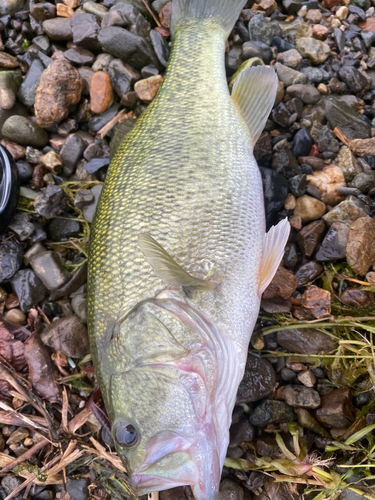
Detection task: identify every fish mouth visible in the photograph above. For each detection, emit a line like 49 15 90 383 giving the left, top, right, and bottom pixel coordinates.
131 431 198 494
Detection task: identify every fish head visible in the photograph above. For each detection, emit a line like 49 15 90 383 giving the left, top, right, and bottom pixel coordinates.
106 298 227 498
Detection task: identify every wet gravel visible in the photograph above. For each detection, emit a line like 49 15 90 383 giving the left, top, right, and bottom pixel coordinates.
1 0 375 499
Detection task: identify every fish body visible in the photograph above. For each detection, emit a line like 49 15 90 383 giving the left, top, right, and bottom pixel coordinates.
88 1 289 498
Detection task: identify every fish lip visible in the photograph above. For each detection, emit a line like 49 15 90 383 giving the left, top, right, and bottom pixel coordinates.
131 471 195 494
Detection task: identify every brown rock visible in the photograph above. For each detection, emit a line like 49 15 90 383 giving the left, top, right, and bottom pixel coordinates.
359 18 375 32
263 266 298 300
297 220 326 257
256 0 277 15
289 215 302 230
40 151 62 174
134 75 163 102
284 193 296 210
307 166 346 204
0 139 25 160
315 388 356 428
0 52 19 69
35 61 83 128
312 24 329 40
277 327 337 354
41 315 89 358
302 286 331 318
349 137 375 157
341 288 375 308
56 3 74 17
159 2 172 29
294 195 326 223
346 216 375 275
306 9 322 22
322 0 341 8
90 71 114 114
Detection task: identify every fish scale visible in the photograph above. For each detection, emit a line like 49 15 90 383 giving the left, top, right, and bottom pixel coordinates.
88 1 287 498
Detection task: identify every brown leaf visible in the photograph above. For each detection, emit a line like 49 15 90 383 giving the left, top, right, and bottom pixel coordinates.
24 332 61 403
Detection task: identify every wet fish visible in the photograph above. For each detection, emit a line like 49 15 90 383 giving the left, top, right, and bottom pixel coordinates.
88 0 290 498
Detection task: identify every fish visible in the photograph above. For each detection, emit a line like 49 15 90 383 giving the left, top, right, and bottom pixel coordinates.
87 0 290 498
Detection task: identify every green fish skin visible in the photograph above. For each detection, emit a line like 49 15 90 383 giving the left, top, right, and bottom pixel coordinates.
88 0 290 498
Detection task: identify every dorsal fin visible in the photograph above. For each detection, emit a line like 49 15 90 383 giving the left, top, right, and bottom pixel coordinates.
231 66 278 146
259 218 291 295
138 234 218 291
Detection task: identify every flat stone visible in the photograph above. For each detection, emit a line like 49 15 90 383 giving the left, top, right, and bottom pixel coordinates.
277 328 337 354
315 388 356 428
263 265 297 299
322 196 369 227
349 172 375 194
41 315 89 358
17 59 44 107
71 13 101 50
101 2 151 38
35 61 83 128
301 285 331 318
134 74 163 102
276 49 303 70
88 103 121 134
74 189 94 208
42 18 73 41
337 146 362 182
326 99 371 140
108 58 141 96
90 71 114 114
31 2 56 21
83 1 108 18
297 220 326 257
242 41 273 64
2 115 49 148
99 26 160 70
10 269 47 313
48 218 81 242
236 354 276 403
294 195 326 223
82 184 103 223
341 288 375 308
249 400 296 426
0 69 23 110
150 29 170 67
60 134 86 176
338 66 368 94
282 385 321 409
0 52 19 69
275 62 308 86
346 216 375 275
64 47 95 66
287 84 321 104
0 241 23 283
316 222 350 261
30 251 70 291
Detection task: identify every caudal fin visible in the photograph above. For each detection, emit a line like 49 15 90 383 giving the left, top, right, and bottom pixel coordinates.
171 0 247 37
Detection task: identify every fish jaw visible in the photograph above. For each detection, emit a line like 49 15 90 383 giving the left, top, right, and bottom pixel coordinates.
131 425 221 499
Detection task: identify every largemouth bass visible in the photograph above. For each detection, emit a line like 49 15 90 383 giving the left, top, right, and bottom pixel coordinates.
88 0 290 498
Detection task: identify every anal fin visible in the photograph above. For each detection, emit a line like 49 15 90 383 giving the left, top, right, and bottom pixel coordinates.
259 218 291 295
231 66 278 146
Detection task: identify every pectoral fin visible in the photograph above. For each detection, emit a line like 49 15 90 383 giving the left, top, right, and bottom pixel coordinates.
231 66 278 146
138 234 218 291
259 218 291 295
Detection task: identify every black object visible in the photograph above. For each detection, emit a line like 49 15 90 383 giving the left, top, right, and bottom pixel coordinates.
0 144 20 236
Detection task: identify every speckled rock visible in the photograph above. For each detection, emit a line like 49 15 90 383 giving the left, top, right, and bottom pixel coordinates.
337 146 362 182
236 355 276 403
322 196 369 227
35 61 83 128
282 385 321 409
296 37 331 64
346 216 375 275
277 328 338 354
249 400 296 426
30 251 71 291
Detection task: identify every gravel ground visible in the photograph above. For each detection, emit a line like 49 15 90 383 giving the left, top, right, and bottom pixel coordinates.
1 0 375 499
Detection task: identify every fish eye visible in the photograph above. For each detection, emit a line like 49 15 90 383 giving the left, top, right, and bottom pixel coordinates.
112 420 140 448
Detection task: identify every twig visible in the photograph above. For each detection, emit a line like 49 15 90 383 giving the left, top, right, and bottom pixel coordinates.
1 438 50 473
141 0 161 27
97 109 135 139
0 402 48 433
83 437 127 473
0 410 49 430
61 387 69 433
333 127 351 146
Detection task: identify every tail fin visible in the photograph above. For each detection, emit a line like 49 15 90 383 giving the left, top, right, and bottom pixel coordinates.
171 0 247 36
